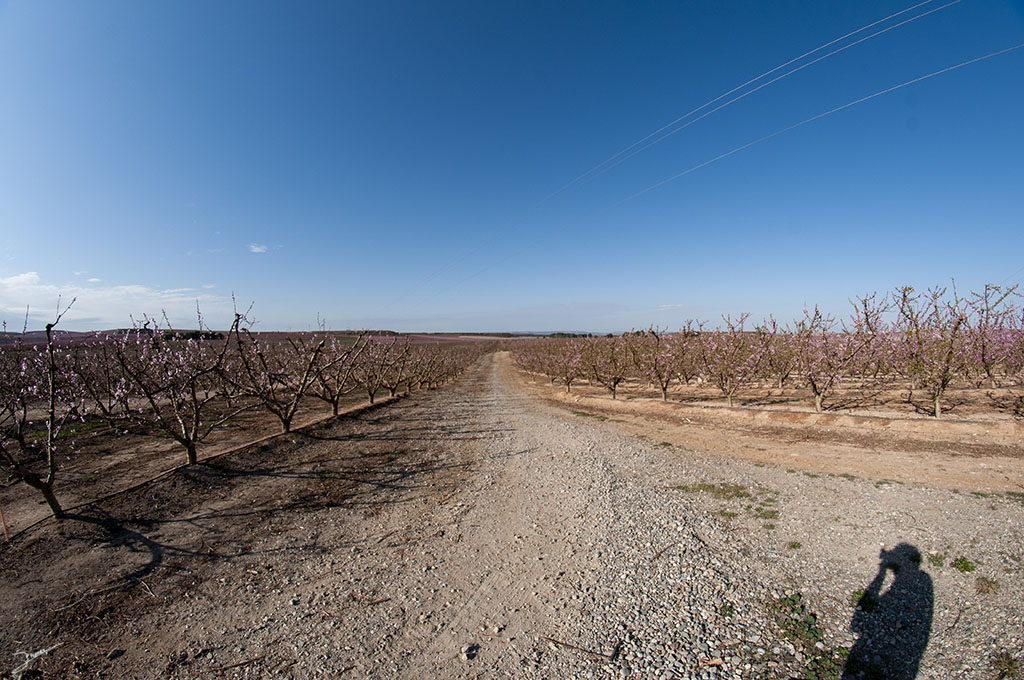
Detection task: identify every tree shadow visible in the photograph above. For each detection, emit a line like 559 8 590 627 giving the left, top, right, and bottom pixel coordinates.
842 543 933 679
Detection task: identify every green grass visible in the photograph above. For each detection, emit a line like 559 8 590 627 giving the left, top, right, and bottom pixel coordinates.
787 541 802 550
850 588 878 612
874 479 903 488
1006 491 1024 507
659 441 673 447
672 482 751 500
802 471 821 479
952 556 977 573
993 652 1023 679
976 576 1000 595
763 523 776 530
721 602 735 618
753 508 780 520
769 591 849 680
839 473 857 481
972 491 991 498
26 420 107 443
717 510 738 520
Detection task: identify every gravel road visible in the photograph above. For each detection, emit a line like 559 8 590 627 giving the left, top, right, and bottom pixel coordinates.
5 352 1023 679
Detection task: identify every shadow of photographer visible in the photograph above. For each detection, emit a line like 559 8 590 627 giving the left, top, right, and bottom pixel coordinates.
843 543 933 679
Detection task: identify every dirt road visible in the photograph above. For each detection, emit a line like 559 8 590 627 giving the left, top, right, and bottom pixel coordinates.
3 353 1022 679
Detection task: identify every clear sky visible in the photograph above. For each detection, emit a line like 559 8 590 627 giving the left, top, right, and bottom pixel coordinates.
1 0 1022 332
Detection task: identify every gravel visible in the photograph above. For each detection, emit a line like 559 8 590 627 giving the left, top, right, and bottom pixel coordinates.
6 352 1021 679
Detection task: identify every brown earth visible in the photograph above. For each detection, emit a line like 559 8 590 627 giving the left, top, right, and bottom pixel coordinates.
516 373 1024 493
2 353 1022 679
0 395 390 539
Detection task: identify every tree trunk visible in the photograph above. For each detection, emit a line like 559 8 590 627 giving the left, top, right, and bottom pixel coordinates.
661 387 668 401
39 483 63 519
185 442 198 465
332 401 340 416
727 394 734 407
21 471 63 519
814 393 824 414
933 395 942 418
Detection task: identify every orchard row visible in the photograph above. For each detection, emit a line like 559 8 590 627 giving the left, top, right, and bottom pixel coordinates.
1 310 491 519
513 284 1023 416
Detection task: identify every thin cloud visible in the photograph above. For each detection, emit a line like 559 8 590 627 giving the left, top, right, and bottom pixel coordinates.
249 243 268 253
87 278 102 283
202 283 216 289
0 271 232 330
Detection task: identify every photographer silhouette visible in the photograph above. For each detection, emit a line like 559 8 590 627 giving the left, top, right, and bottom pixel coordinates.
842 543 933 679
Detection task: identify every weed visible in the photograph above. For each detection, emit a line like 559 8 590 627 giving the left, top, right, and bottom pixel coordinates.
753 462 766 468
786 468 797 474
1006 491 1024 507
928 553 945 567
764 523 776 530
717 510 738 520
839 473 856 481
721 602 735 618
787 541 802 550
771 592 824 647
571 410 607 421
850 589 878 612
976 576 1000 594
993 651 1023 679
802 648 851 680
659 441 673 447
952 556 977 573
672 482 751 500
874 479 902 488
803 471 821 479
26 420 107 444
754 508 780 520
972 491 991 498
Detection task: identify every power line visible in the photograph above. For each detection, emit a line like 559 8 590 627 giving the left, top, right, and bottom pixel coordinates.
620 42 1024 204
539 0 956 203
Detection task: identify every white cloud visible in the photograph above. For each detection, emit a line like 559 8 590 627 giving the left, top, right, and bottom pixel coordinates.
2 272 41 286
0 272 233 330
249 243 267 253
657 303 685 311
73 270 88 276
87 277 102 283
202 283 216 289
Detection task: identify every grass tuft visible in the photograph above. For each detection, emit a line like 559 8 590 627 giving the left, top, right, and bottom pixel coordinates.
976 576 999 595
672 482 751 499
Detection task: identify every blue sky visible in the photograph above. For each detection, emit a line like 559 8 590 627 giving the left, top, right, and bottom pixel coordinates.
1 0 1022 332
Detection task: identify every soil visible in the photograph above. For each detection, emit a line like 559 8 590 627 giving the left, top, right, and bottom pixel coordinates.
2 352 1021 679
521 376 1024 494
0 395 379 538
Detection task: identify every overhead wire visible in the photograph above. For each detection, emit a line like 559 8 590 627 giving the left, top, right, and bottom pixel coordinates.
398 42 1024 314
382 2 960 319
556 0 961 194
539 0 956 203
